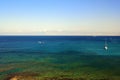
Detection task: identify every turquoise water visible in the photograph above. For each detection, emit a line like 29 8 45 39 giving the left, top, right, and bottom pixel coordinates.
0 36 120 80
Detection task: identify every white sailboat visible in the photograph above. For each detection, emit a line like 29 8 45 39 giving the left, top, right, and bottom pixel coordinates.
104 40 108 50
38 41 42 44
38 41 44 44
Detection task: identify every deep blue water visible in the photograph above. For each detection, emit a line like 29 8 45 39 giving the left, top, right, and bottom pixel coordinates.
0 36 120 55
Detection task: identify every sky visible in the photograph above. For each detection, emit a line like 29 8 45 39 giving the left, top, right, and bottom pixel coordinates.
0 0 120 35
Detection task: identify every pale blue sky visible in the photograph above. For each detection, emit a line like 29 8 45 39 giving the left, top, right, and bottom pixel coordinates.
0 0 120 35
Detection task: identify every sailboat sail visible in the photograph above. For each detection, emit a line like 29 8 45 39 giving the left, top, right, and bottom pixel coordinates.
104 40 108 50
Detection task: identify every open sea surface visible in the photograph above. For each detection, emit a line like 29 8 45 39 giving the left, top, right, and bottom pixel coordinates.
0 36 120 80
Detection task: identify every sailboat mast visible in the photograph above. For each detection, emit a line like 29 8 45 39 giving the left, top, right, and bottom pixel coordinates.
104 39 108 50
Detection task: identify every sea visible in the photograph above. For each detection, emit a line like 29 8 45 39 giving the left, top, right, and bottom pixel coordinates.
0 36 120 80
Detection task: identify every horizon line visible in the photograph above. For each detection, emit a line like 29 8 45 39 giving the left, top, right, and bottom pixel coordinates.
0 34 119 36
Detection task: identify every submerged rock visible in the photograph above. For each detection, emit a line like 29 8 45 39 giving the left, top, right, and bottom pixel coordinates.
4 72 39 80
10 76 19 80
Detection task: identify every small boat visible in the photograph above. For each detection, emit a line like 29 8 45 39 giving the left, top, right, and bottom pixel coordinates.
104 45 108 50
38 41 42 44
104 40 108 50
38 41 44 44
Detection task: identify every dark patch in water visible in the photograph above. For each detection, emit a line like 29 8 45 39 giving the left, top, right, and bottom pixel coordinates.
55 50 97 55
